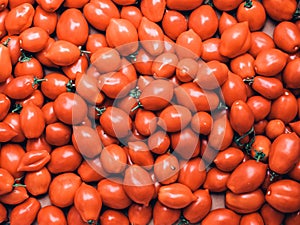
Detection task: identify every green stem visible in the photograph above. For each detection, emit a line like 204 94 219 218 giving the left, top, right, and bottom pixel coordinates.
95 106 106 116
234 126 255 147
204 0 214 7
269 170 279 182
216 101 228 111
130 101 143 112
293 7 300 20
2 38 11 47
78 46 91 55
66 80 76 92
32 77 47 88
126 49 139 62
254 150 266 162
129 87 141 99
178 217 190 225
18 52 32 62
243 78 254 85
244 0 253 8
12 104 23 113
12 183 26 188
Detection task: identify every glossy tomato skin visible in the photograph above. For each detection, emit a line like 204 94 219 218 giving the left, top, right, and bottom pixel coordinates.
74 183 102 223
86 33 107 54
214 147 244 172
100 210 129 225
201 208 241 225
17 149 50 172
240 212 264 225
153 200 180 225
262 0 297 21
0 9 8 39
269 132 299 174
162 10 187 40
41 73 69 100
33 5 57 34
67 206 86 225
203 167 230 192
252 76 283 100
285 212 300 225
249 31 275 57
128 204 152 225
10 197 40 225
188 4 218 40
183 189 212 223
19 26 49 52
283 58 300 89
0 94 10 121
0 122 17 142
90 47 121 73
0 168 14 195
226 189 265 214
37 205 67 225
14 56 44 79
4 3 35 35
20 102 45 139
3 113 26 143
140 0 165 23
56 8 89 46
120 6 142 29
1 35 22 65
83 0 120 31
0 203 7 223
260 203 285 225
176 29 202 59
24 167 51 196
246 95 271 122
100 143 127 173
0 42 12 83
36 0 64 12
266 179 300 213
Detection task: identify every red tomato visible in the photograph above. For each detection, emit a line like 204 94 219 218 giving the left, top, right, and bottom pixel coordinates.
83 0 120 31
86 33 107 54
140 0 166 22
3 113 25 143
0 203 7 223
74 183 102 223
4 3 35 35
251 76 284 100
201 38 229 63
90 47 121 73
37 205 67 225
218 12 237 35
17 149 50 172
240 213 264 225
262 0 297 21
265 119 285 140
36 0 64 12
175 58 198 82
0 94 10 121
166 0 203 11
120 6 142 29
100 210 129 225
214 147 244 172
1 35 22 65
230 53 255 79
128 203 152 225
35 37 58 68
0 42 12 82
203 167 230 192
152 52 178 78
260 203 285 225
283 58 300 89
67 206 86 225
246 95 271 122
49 173 82 208
176 29 202 59
201 208 241 225
269 132 299 174
64 0 89 8
19 26 49 52
250 135 271 162
249 31 275 57
162 10 187 40
33 5 57 34
14 56 44 79
56 8 88 46
45 121 71 146
188 4 218 40
0 9 8 39
100 143 127 173
24 167 51 196
266 179 300 213
10 197 40 225
148 130 170 155
128 141 154 169
213 0 243 11
153 201 181 225
0 122 17 142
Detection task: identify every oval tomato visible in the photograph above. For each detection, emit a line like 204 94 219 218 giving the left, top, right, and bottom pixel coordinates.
128 203 152 225
162 10 187 40
201 208 241 225
214 147 244 172
33 5 57 34
100 210 129 225
19 26 49 52
24 167 51 196
37 205 67 225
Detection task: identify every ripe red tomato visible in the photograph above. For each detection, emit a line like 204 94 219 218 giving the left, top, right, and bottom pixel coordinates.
128 203 152 225
37 205 67 225
19 26 49 52
162 10 187 40
214 147 244 172
120 6 142 29
24 167 51 196
262 0 297 21
67 206 86 225
166 0 203 11
240 213 264 225
201 208 241 225
153 200 181 225
0 42 12 83
33 5 58 34
100 210 129 225
203 167 230 192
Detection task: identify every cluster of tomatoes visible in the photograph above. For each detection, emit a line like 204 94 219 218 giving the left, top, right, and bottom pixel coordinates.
0 0 300 224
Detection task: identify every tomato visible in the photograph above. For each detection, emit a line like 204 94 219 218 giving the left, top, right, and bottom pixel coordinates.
265 119 285 140
35 37 57 68
283 58 300 89
134 109 157 136
273 21 300 53
120 6 142 29
201 208 241 225
0 0 7 11
24 167 51 196
166 0 203 11
56 8 89 46
127 204 152 225
201 38 228 63
262 0 297 21
72 125 103 158
254 48 288 77
218 12 237 35
53 92 87 125
139 79 174 111
0 203 7 223
0 94 10 122
140 0 165 23
285 212 300 225
151 52 178 79
213 0 243 11
0 122 17 142
260 203 285 225
229 100 254 136
153 200 180 225
158 183 196 209
100 210 129 225
269 132 299 174
175 82 219 112
214 147 244 172
37 205 67 225
246 95 271 122
14 56 43 79
251 76 283 100
100 143 127 173
153 153 178 185
138 17 164 56
221 71 247 107
0 43 12 83
48 173 81 208
83 0 120 31
190 111 212 135
0 186 28 205
86 33 107 54
148 130 170 154
230 53 255 79
0 168 15 195
45 40 81 66
175 58 198 82
237 0 266 31
20 102 45 139
48 145 82 174
90 47 121 73
3 113 25 143
1 35 22 65
0 9 8 39
219 22 251 58
4 3 34 35
41 102 57 125
176 29 202 59
250 135 271 162
10 197 40 225
240 213 264 225
203 167 230 192
128 141 154 169
266 179 300 213
95 125 119 147
249 31 275 58
40 73 69 100
63 0 89 8
17 150 50 172
123 165 155 206
162 10 187 40
268 90 298 124
97 177 132 209
19 26 49 52
33 5 57 34
67 206 86 225
74 182 102 223
77 159 106 183
289 121 300 136
188 4 218 40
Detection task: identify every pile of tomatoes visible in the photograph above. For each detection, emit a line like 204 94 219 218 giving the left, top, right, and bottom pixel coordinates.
0 0 300 224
